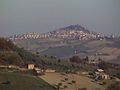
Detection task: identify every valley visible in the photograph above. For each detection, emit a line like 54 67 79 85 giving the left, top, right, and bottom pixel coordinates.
14 38 120 64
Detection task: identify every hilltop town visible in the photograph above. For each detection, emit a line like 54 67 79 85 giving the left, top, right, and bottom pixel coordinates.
9 25 118 40
0 25 120 90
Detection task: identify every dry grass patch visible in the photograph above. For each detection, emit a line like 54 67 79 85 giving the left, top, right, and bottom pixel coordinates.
40 72 105 90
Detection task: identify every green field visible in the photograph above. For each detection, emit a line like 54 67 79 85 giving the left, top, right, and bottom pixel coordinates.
0 72 57 90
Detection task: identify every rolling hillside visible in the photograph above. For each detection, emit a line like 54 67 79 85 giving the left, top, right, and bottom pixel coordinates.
0 38 43 66
14 38 120 64
7 24 120 64
0 72 57 90
0 38 59 90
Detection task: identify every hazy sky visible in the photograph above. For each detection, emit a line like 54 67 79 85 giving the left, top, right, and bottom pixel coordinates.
0 0 120 36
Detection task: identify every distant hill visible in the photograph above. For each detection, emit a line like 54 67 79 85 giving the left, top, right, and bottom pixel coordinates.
47 24 107 40
9 24 117 40
7 24 120 64
0 38 46 67
54 25 90 33
13 38 120 64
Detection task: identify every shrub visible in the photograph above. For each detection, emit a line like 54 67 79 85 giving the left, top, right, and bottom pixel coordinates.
65 78 68 81
72 80 76 83
78 88 87 90
58 83 62 86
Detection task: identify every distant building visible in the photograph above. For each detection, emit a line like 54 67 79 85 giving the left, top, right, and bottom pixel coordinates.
27 64 35 70
93 69 110 80
45 69 56 73
0 65 19 69
8 65 19 69
33 68 44 76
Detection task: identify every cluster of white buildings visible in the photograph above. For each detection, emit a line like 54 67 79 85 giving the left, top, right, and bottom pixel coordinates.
48 29 106 40
9 30 116 40
9 32 49 40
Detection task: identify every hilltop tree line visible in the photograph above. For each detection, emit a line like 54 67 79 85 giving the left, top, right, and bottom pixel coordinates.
0 38 16 51
69 56 109 70
0 38 79 70
0 38 45 66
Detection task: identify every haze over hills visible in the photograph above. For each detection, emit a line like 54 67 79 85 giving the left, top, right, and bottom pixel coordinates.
0 26 120 90
9 25 120 65
1 1 120 89
1 37 120 90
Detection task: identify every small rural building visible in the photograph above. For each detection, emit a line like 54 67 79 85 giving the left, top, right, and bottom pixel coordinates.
33 68 44 76
0 65 8 68
103 74 110 80
45 69 56 73
93 69 110 80
27 64 35 70
87 59 100 64
8 65 19 69
97 69 104 72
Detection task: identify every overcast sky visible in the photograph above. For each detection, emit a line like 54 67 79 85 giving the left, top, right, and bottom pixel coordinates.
0 0 120 36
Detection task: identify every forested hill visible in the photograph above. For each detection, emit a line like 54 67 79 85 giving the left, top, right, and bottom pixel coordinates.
0 38 43 66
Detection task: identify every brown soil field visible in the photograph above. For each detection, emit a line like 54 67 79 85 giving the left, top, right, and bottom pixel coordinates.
40 72 105 90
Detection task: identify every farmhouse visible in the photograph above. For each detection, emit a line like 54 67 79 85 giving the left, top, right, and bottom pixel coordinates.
8 65 19 69
27 64 35 70
33 68 44 76
45 69 56 73
0 65 19 69
94 69 110 80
